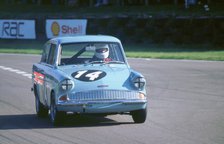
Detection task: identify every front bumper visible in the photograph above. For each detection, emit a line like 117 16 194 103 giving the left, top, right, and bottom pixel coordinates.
57 89 147 113
57 99 147 114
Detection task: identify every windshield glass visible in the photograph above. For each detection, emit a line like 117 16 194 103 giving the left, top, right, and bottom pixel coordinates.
59 42 125 66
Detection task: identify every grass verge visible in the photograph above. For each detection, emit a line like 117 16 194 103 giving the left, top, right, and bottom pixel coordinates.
0 49 41 55
124 44 224 61
126 51 224 61
0 40 224 61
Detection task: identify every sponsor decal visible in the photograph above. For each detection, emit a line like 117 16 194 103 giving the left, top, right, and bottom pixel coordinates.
46 19 87 38
33 71 45 85
0 20 36 39
72 70 106 82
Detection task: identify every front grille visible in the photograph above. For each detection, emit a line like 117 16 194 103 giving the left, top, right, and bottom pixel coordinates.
70 90 139 101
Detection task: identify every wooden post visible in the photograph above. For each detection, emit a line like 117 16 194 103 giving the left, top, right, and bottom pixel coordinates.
185 0 189 9
174 0 178 5
89 0 94 7
145 0 149 6
37 0 41 5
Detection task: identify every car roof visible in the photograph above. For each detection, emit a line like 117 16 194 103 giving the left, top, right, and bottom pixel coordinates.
50 35 121 44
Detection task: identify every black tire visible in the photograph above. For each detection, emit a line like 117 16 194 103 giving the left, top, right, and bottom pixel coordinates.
34 88 48 118
50 93 66 126
131 108 147 123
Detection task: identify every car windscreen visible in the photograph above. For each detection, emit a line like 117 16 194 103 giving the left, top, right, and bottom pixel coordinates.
59 42 125 66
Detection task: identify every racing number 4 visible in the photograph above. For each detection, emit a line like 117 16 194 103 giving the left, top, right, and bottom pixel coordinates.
86 71 103 81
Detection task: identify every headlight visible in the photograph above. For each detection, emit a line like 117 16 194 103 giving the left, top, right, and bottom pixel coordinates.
61 79 73 91
133 77 146 90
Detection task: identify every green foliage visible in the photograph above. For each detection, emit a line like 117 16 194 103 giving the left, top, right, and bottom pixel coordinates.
0 3 224 17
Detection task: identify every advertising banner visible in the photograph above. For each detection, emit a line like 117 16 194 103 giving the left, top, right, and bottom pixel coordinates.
46 19 87 38
0 20 36 39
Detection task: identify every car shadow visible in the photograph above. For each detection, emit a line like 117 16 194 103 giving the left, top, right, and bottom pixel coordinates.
0 114 133 130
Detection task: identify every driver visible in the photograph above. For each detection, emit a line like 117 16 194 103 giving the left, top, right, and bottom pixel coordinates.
93 44 111 62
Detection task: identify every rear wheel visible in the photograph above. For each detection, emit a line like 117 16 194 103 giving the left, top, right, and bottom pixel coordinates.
50 93 66 126
131 108 147 123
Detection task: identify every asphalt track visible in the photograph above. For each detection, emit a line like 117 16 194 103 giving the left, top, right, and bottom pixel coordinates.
0 54 224 144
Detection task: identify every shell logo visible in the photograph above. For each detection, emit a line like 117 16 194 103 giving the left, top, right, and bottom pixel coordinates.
51 21 60 36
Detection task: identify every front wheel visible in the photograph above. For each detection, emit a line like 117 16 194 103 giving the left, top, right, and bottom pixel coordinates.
131 108 147 123
34 89 48 118
50 94 66 126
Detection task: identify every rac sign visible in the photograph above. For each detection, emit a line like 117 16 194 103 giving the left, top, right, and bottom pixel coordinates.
0 20 36 39
2 21 24 37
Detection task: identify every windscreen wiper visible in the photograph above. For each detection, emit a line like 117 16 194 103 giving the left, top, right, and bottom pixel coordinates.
107 61 124 64
85 61 105 65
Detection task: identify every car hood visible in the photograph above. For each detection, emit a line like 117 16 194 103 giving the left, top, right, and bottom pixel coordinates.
58 64 132 92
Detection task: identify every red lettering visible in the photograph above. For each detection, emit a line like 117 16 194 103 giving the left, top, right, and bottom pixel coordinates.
62 25 67 34
61 25 82 34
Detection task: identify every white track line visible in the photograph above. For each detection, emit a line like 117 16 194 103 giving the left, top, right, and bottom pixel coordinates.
0 65 32 79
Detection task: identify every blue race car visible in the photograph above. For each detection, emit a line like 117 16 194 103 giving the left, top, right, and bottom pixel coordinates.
32 35 147 125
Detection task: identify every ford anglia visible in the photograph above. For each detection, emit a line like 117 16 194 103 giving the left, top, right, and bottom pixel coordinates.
32 35 147 125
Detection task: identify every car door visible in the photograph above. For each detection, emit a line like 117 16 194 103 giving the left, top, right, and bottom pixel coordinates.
44 43 57 106
34 42 51 105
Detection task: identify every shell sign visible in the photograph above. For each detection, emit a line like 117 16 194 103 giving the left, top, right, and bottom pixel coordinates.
46 19 87 38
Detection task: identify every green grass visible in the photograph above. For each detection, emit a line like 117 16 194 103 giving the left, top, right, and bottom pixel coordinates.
0 40 43 54
123 44 224 61
1 48 223 61
0 40 224 61
126 51 224 61
0 48 41 55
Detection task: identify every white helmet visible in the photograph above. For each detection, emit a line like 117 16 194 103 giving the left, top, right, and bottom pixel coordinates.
95 44 109 59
